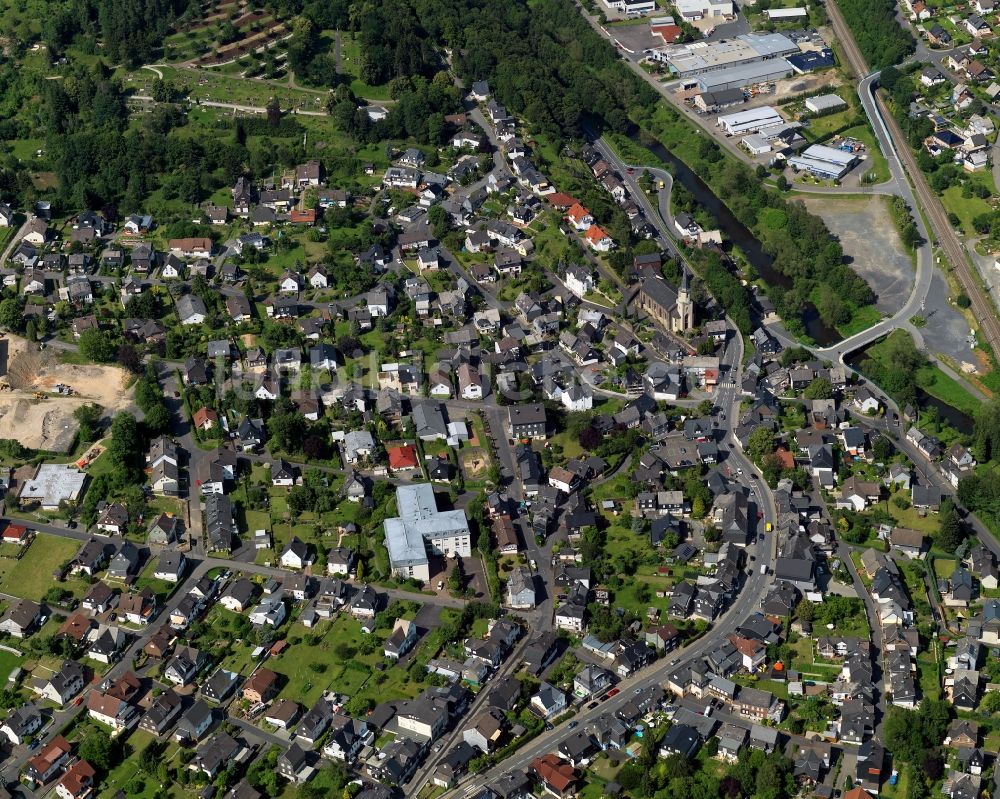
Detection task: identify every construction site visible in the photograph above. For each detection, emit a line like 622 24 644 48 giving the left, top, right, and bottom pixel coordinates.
0 336 136 453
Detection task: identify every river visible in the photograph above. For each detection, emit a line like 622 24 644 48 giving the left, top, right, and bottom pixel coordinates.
628 130 842 346
844 350 975 434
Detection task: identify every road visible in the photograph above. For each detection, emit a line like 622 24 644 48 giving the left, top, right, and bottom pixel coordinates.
0 217 31 267
440 106 781 799
826 0 1000 363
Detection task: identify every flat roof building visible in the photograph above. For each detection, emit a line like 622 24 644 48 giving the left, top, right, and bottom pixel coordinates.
664 32 797 77
787 144 858 180
765 7 808 18
742 134 772 155
805 94 847 114
697 59 794 91
718 106 784 135
19 465 87 510
384 484 472 583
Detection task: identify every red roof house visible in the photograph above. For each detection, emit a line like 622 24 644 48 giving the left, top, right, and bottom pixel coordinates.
387 444 419 471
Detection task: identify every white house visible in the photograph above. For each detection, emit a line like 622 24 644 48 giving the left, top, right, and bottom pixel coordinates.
565 265 595 299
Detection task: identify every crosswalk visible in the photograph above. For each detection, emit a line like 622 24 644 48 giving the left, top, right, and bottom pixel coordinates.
716 380 737 388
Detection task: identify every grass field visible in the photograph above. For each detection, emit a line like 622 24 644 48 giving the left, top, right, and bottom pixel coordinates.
269 613 424 708
0 534 80 600
0 649 24 683
915 364 982 417
941 171 996 235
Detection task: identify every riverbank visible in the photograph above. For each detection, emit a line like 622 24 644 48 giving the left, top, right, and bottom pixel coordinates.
604 121 880 346
850 330 979 435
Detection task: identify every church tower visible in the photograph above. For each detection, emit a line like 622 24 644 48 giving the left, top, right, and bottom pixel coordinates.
674 268 694 332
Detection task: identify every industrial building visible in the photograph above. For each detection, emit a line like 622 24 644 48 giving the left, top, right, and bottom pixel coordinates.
664 32 798 77
764 6 807 18
805 94 847 114
602 0 657 13
787 48 835 73
741 134 772 156
384 483 472 582
696 59 795 92
676 0 734 19
787 144 858 179
19 465 87 511
694 87 746 112
718 106 784 136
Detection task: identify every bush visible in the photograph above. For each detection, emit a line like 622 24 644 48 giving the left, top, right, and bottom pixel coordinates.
956 293 971 309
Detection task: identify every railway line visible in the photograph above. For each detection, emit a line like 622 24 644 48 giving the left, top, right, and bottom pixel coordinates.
826 0 1000 366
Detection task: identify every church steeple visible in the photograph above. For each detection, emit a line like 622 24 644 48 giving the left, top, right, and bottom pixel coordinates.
674 266 694 332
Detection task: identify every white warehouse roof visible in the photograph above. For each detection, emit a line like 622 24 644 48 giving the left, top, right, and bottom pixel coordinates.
805 93 847 112
718 106 784 134
765 7 807 17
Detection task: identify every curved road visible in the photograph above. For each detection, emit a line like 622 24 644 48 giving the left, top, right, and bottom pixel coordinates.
826 0 1000 365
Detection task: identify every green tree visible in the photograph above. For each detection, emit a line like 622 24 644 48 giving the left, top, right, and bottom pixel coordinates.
0 299 23 332
937 499 966 552
981 690 1000 714
79 727 117 772
746 427 775 465
78 328 118 363
802 378 832 400
74 403 103 444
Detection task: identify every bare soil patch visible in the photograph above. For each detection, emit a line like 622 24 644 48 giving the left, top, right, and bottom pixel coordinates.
0 336 135 452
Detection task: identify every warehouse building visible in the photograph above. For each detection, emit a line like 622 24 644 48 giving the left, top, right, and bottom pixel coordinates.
676 0 734 19
765 6 808 18
718 106 784 136
787 144 858 179
694 87 746 112
742 134 772 156
696 59 795 92
805 94 847 114
787 48 835 73
603 0 657 13
664 32 798 77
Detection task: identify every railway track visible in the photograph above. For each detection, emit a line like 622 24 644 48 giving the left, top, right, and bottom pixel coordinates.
827 0 1000 366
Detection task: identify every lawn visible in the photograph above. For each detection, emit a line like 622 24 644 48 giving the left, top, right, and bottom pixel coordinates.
882 497 941 535
133 559 181 604
269 613 425 708
941 171 996 235
0 534 81 600
339 32 393 100
788 638 843 682
914 364 982 417
917 650 941 700
834 304 883 338
839 124 890 184
801 108 854 141
0 649 24 683
932 557 957 581
96 730 182 799
879 764 910 799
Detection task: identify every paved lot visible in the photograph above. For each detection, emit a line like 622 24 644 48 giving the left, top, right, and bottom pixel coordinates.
413 603 443 630
921 270 977 364
801 196 913 316
606 22 660 53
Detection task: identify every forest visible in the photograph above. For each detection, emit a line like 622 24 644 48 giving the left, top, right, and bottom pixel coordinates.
0 0 879 337
836 0 915 70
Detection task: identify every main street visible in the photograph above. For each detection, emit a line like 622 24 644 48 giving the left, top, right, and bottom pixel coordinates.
440 95 782 798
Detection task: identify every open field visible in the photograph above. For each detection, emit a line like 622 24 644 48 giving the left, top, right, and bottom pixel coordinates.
0 534 81 600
